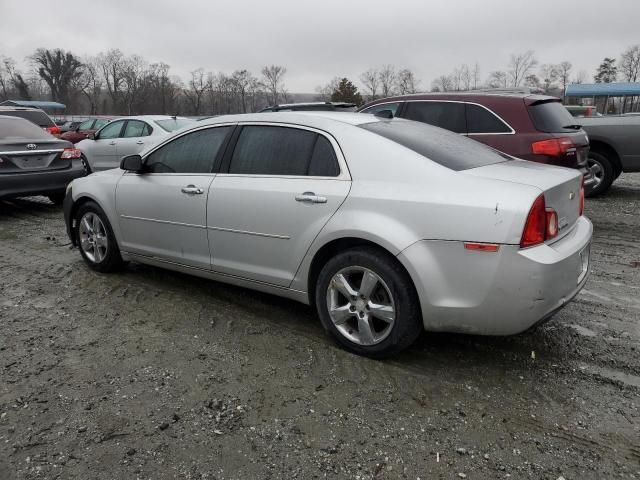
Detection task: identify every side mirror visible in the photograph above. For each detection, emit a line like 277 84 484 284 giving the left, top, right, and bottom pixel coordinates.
120 154 144 173
87 132 96 140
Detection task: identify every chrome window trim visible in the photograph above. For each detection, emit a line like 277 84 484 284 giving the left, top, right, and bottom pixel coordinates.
0 149 64 155
119 214 206 229
404 99 516 135
220 121 351 180
207 225 290 240
359 101 404 114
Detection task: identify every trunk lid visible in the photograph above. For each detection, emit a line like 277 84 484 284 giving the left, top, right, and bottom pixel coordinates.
0 139 72 174
465 159 583 241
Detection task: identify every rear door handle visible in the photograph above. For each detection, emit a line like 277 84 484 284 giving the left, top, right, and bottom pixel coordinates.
136 141 144 145
181 185 204 195
295 192 327 204
108 141 116 146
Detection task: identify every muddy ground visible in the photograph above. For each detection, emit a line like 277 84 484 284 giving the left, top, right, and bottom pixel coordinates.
0 175 639 480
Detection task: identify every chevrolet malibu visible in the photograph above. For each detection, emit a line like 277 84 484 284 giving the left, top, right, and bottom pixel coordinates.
63 112 592 358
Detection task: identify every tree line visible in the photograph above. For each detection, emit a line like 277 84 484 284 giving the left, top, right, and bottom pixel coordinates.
1 45 639 116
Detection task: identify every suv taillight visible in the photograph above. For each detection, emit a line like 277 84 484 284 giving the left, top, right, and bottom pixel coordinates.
531 137 574 157
61 148 82 159
46 126 61 135
520 195 558 248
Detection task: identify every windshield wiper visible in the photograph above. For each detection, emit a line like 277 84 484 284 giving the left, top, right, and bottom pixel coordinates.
562 124 582 130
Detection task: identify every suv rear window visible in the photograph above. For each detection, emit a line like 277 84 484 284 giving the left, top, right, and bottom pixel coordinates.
0 110 54 128
360 119 510 171
0 117 52 140
527 100 578 133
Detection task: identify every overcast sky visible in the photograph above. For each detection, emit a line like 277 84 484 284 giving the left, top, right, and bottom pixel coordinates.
1 0 638 92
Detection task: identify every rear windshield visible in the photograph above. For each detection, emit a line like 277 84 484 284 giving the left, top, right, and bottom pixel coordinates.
0 117 53 140
360 119 510 171
0 110 54 128
528 100 579 133
155 118 195 132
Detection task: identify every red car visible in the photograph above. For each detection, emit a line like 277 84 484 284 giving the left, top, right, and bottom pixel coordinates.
60 118 111 144
359 93 595 191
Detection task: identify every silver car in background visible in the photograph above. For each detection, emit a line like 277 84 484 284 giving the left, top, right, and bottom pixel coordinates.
76 115 194 172
63 112 592 357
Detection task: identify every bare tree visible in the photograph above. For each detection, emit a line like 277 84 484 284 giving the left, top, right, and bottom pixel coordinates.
619 45 640 82
315 77 340 101
31 48 83 105
378 65 396 97
487 70 508 89
431 75 453 92
508 50 538 87
539 64 559 93
121 55 150 115
396 68 419 94
359 68 380 101
471 63 481 90
573 70 588 84
184 68 208 115
230 69 256 113
557 61 572 97
0 56 16 99
460 64 472 91
98 49 127 113
261 65 287 105
74 57 102 114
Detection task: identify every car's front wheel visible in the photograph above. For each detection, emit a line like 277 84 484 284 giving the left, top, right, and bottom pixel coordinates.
75 201 123 273
315 247 422 358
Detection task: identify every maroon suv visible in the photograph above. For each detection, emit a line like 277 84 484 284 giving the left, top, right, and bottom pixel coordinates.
359 93 595 190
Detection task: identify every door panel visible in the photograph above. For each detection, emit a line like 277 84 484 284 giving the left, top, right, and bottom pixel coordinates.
207 176 350 286
116 174 214 269
117 120 152 159
90 120 125 171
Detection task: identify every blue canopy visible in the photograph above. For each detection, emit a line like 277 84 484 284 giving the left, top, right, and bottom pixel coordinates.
565 82 640 97
0 99 66 110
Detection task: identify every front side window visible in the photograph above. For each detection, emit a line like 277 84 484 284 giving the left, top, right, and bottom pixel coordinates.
98 120 125 139
403 101 466 133
94 119 109 129
466 104 512 134
145 126 232 174
78 119 93 130
123 120 151 138
361 102 402 116
229 126 318 176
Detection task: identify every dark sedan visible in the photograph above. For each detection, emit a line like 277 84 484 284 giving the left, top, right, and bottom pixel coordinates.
0 115 86 204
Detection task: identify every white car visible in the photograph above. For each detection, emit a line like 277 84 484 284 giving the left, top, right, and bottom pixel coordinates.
76 115 193 172
64 112 592 358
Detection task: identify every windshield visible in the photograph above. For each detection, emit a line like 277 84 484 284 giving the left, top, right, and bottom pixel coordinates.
359 119 510 171
155 118 195 132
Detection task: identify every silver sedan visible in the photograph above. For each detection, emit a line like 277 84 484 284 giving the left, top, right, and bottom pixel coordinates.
63 112 592 357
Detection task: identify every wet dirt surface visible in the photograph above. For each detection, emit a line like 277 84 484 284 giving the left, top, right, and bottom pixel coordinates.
0 175 638 480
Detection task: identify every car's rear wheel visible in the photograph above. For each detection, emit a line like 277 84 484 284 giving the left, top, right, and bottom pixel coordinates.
81 154 92 175
315 247 422 358
75 201 123 272
586 150 615 197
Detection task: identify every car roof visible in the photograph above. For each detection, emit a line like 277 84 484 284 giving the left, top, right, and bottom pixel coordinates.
361 91 558 107
198 111 382 129
106 115 190 122
0 106 45 112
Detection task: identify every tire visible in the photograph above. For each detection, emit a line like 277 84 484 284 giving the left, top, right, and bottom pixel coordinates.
47 192 65 205
586 150 615 197
315 247 422 358
74 201 123 273
81 154 92 175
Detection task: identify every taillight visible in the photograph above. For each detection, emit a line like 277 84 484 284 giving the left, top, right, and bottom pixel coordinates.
61 148 82 159
579 177 585 216
46 126 61 136
531 137 574 157
520 195 559 248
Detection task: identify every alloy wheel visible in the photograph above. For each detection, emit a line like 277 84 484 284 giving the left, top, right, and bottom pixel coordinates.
587 157 604 189
78 212 108 263
326 266 396 346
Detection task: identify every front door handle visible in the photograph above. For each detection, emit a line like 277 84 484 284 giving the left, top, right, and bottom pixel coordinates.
295 192 327 204
181 185 204 195
136 140 144 145
108 141 116 146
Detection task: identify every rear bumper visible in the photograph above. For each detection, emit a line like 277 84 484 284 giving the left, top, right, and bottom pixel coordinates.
398 216 593 335
0 163 85 198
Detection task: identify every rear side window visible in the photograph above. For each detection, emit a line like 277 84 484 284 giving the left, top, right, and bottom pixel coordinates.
360 120 510 171
528 100 578 133
123 120 151 138
361 102 402 116
229 126 339 176
466 104 512 134
1 110 54 128
403 101 466 133
78 119 94 130
94 119 109 129
146 126 232 173
0 117 52 140
98 120 125 139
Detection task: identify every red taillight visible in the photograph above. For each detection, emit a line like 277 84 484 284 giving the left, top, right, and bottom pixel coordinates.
531 137 574 157
520 195 559 248
579 177 585 216
46 126 61 136
61 148 82 159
